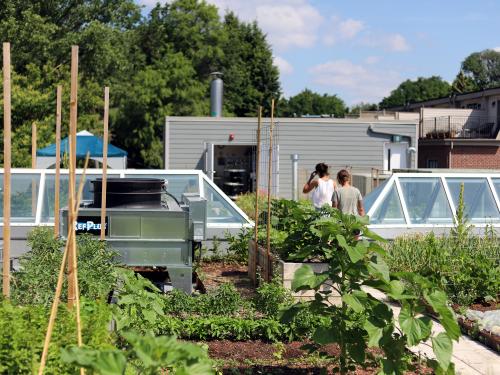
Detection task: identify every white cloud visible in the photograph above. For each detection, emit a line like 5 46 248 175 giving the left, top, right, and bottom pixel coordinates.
386 33 410 52
322 16 364 46
364 56 380 65
493 47 500 52
309 59 401 103
362 32 411 52
206 0 323 51
338 18 364 39
273 56 294 75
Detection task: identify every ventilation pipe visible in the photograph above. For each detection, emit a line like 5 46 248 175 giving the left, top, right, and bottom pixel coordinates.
210 72 223 117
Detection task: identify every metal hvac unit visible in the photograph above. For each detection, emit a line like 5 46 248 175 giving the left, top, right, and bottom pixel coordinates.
61 178 207 294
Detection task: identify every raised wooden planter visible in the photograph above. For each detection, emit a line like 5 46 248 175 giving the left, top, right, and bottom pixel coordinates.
248 241 340 303
247 240 278 283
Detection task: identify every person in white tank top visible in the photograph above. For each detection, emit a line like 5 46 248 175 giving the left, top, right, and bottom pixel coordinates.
302 163 336 209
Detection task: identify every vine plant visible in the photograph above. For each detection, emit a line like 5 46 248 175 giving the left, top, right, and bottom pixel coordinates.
281 208 460 375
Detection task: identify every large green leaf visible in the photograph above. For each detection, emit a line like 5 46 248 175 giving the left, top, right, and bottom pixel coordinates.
312 326 339 345
424 290 460 341
342 290 369 313
348 241 369 263
367 255 390 283
431 332 453 371
93 351 127 375
399 305 432 346
347 337 366 364
291 265 329 291
363 318 384 347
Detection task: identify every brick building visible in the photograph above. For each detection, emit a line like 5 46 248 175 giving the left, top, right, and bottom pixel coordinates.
384 87 500 169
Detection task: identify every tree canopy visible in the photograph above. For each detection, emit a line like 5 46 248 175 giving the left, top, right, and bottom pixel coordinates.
379 76 451 109
0 0 281 168
279 89 347 118
453 49 500 92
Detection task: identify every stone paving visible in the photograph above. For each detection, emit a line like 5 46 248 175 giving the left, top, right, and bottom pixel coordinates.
363 287 500 375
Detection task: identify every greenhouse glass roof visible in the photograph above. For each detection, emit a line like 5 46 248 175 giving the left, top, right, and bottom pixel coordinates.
365 172 500 238
0 169 252 233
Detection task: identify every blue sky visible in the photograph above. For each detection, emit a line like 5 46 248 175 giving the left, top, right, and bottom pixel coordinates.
137 0 500 105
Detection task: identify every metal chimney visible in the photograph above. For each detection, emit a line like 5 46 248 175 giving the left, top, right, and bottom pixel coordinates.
210 72 223 117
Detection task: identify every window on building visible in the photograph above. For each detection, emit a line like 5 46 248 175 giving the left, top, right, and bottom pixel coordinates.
427 159 439 168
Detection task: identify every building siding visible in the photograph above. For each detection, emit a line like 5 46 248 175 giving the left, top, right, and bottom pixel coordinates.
165 117 418 199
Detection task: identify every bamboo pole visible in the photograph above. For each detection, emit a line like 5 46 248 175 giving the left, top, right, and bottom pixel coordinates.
2 42 11 297
100 87 109 240
265 99 275 281
54 86 62 238
252 106 262 284
68 45 78 307
38 154 89 375
32 122 37 217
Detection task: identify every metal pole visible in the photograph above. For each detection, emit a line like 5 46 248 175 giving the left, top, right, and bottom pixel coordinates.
265 99 275 281
253 107 262 284
291 154 299 201
2 42 11 298
32 122 37 217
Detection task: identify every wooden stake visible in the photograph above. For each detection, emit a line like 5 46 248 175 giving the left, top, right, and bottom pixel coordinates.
54 86 62 238
38 154 89 375
252 107 262 284
100 87 109 240
265 100 275 281
2 42 11 298
68 45 78 307
32 122 37 217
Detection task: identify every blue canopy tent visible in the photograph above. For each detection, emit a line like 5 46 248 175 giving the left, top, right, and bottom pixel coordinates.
36 130 127 169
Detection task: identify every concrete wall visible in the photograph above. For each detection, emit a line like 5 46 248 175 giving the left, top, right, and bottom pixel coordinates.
165 117 418 199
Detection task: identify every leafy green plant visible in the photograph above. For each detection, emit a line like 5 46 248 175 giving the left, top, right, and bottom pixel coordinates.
281 207 460 375
253 277 293 318
12 228 117 306
164 284 242 317
0 299 113 374
62 331 214 375
112 268 166 335
234 192 268 220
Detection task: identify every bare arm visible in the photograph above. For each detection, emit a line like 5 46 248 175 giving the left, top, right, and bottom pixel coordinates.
303 172 318 193
357 199 365 216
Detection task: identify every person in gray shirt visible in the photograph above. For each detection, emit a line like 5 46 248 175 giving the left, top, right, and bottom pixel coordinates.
332 169 365 216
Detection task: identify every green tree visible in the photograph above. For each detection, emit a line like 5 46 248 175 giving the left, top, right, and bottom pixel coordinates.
348 102 379 116
113 53 207 168
379 76 451 109
221 12 280 116
451 70 477 94
280 89 346 117
457 49 500 90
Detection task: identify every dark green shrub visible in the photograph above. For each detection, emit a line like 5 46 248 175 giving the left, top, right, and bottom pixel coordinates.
12 227 117 306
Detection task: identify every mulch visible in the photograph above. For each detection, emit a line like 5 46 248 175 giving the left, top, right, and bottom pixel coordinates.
205 340 432 374
198 261 257 299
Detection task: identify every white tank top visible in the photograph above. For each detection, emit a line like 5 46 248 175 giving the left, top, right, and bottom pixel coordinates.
312 178 335 208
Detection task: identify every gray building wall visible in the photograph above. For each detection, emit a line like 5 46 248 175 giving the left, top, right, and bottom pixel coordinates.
165 117 418 199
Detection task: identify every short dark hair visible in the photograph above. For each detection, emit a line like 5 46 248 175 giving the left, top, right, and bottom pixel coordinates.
337 169 350 184
315 163 329 177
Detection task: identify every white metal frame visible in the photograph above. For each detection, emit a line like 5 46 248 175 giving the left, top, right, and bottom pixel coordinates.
0 168 252 229
367 172 500 230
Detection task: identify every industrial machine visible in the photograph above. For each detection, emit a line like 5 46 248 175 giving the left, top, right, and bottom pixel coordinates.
61 178 207 293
